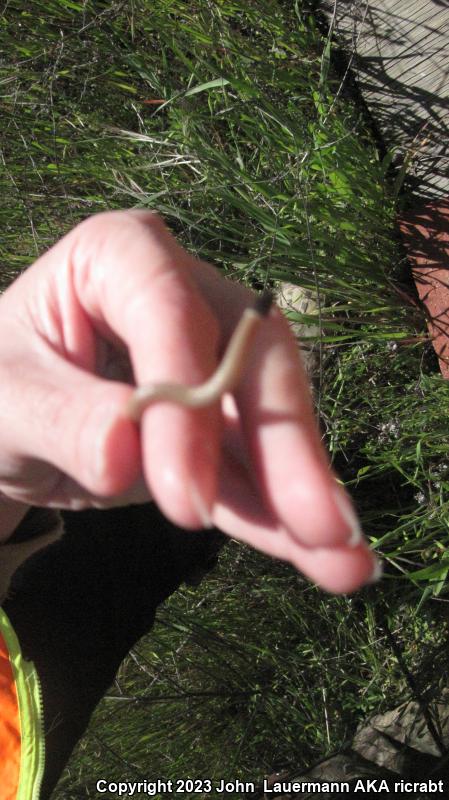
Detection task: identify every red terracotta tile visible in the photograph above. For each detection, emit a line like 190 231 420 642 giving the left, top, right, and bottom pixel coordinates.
398 199 449 378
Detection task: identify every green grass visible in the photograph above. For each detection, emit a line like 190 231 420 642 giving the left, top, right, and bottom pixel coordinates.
2 0 449 796
53 546 449 798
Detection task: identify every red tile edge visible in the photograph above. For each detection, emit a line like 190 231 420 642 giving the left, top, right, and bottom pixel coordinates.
398 198 449 379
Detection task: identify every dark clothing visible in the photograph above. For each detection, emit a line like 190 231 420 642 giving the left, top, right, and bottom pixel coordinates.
3 504 224 799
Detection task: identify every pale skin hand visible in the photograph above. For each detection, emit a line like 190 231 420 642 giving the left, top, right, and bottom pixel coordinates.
0 209 379 593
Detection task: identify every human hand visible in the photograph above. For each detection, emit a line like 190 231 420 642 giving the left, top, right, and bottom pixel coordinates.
0 210 380 592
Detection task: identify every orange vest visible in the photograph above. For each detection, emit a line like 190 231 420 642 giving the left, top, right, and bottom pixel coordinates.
0 609 45 800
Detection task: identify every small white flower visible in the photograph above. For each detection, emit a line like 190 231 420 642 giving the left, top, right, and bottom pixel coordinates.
378 419 400 441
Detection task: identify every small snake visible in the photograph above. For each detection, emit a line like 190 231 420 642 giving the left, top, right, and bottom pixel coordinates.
125 290 273 422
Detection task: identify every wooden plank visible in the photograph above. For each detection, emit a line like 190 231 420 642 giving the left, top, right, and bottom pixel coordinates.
320 0 449 198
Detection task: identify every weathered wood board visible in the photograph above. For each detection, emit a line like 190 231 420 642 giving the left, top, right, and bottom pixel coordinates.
320 0 449 199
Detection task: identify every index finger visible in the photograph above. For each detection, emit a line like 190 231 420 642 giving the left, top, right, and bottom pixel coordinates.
69 210 223 529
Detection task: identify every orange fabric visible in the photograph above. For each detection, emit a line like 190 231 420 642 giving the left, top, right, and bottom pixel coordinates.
0 628 21 800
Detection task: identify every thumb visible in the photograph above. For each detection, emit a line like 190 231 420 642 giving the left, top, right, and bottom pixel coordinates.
0 346 141 499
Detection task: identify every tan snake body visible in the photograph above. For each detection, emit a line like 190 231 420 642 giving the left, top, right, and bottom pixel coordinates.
126 291 273 422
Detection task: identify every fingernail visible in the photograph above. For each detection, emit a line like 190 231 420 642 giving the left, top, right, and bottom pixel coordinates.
188 480 214 529
368 555 383 584
333 488 363 548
